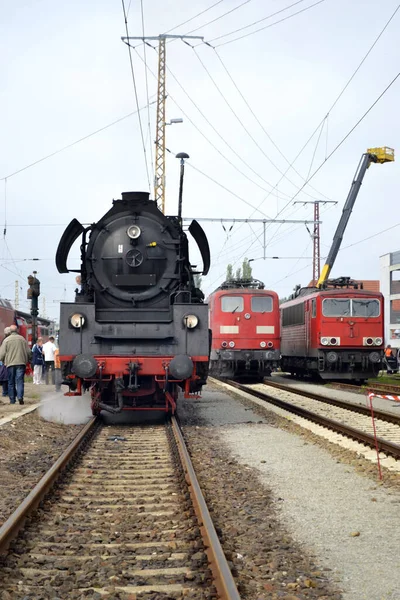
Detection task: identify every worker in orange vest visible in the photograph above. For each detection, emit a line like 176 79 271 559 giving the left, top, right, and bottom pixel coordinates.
384 345 395 374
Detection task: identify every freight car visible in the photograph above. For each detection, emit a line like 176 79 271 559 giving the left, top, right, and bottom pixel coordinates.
280 279 383 380
56 191 211 414
208 278 280 380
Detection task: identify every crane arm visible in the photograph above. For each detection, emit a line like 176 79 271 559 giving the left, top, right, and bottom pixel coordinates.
317 147 394 288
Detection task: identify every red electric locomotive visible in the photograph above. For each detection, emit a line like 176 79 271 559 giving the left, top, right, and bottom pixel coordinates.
280 279 383 381
209 278 280 380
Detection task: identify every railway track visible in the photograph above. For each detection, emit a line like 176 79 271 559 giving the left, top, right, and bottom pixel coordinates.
0 417 240 600
328 381 400 396
213 378 400 460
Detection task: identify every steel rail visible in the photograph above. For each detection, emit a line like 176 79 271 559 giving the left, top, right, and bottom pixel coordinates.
263 379 400 425
222 380 400 459
171 416 241 600
329 381 400 396
0 417 99 554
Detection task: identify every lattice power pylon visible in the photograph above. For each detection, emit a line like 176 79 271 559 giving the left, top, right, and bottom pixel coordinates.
154 37 167 212
121 34 204 214
295 200 337 285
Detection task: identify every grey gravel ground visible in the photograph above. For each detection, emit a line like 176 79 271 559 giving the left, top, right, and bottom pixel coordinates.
271 374 400 415
181 385 400 600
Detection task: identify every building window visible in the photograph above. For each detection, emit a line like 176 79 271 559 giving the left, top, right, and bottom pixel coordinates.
221 296 244 313
251 296 273 313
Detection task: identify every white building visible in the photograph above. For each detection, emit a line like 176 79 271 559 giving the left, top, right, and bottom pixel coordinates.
380 251 400 348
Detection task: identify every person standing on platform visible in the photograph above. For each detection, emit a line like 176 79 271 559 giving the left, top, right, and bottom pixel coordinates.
43 336 57 385
32 337 45 384
0 325 30 405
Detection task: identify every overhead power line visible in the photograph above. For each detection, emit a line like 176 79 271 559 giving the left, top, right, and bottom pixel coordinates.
208 0 310 43
184 0 255 36
242 3 400 220
140 0 155 186
0 103 155 182
290 70 400 202
132 46 298 202
121 0 151 189
193 45 327 202
163 0 226 34
215 0 327 47
212 48 333 201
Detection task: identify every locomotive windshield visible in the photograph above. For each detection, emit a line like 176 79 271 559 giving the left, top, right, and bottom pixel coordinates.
251 296 273 313
322 298 380 317
221 296 244 312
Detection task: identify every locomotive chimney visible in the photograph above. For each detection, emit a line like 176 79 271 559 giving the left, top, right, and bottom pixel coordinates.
121 192 150 202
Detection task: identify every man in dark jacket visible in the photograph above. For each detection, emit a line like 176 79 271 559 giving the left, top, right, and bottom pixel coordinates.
0 325 30 405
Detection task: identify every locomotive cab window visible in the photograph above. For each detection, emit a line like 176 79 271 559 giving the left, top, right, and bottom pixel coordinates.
322 299 351 317
322 298 380 317
311 299 316 318
221 296 244 313
352 299 380 317
251 296 273 313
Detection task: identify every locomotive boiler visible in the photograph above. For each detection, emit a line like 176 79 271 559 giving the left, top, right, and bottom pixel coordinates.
56 191 211 414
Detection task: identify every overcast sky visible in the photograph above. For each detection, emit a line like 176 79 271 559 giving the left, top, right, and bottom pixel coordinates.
1 0 399 320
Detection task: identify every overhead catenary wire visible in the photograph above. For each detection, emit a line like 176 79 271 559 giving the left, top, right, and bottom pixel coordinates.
215 0 327 47
192 45 327 202
183 0 256 36
121 0 151 190
211 47 333 201
246 2 400 218
242 4 400 225
163 0 227 34
289 69 400 203
132 45 297 202
0 102 155 182
207 0 310 43
140 0 155 185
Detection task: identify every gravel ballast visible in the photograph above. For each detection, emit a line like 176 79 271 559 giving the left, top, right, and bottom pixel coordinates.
222 424 400 600
0 410 84 525
181 385 400 600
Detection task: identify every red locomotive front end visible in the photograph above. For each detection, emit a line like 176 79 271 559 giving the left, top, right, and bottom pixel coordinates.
209 279 280 380
281 286 384 380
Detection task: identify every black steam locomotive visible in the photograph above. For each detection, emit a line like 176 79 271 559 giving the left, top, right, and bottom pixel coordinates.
56 191 211 414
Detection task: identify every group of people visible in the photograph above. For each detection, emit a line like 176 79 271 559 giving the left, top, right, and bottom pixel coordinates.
31 336 60 387
0 326 61 405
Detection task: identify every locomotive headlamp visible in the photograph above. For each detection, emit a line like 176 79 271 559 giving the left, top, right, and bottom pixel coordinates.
229 341 235 348
321 337 329 345
70 313 85 328
183 314 198 329
375 337 383 346
260 341 266 348
127 224 141 239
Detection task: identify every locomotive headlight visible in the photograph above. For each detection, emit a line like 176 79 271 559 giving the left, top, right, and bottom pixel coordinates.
127 224 141 239
70 313 85 328
375 337 383 346
229 341 235 348
183 314 198 329
260 341 266 348
321 337 329 345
